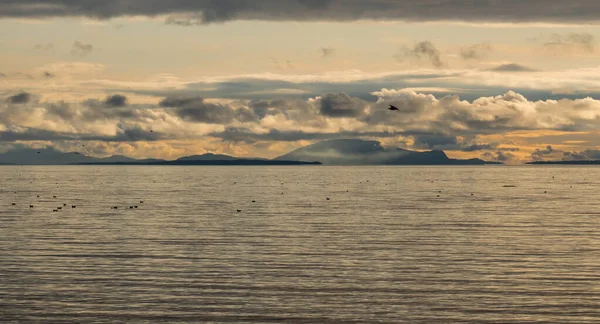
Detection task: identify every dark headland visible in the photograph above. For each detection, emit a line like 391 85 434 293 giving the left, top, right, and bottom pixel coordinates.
527 160 600 165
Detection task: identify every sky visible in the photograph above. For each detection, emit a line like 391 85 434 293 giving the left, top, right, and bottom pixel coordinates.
3 1 600 163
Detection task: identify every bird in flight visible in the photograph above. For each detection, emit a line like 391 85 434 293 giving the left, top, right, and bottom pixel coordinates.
388 105 399 111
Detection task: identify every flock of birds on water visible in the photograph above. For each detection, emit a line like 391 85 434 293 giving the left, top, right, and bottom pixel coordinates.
4 189 146 213
3 174 579 214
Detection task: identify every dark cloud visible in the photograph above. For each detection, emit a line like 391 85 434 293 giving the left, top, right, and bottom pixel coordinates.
160 96 257 124
488 63 537 72
211 127 398 143
7 92 32 104
71 41 94 56
531 145 600 161
318 92 368 118
412 134 458 149
564 149 600 160
411 134 498 152
51 99 141 122
531 145 556 161
320 47 335 57
114 123 161 142
269 58 296 71
482 151 517 162
396 41 444 68
0 125 162 143
461 143 498 152
543 33 595 53
104 94 128 107
460 43 492 60
2 1 600 24
45 101 76 120
34 43 54 51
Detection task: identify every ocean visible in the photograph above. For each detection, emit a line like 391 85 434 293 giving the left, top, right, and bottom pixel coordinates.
1 165 599 323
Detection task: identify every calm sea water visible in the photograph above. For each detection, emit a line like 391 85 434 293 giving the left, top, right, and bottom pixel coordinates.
1 165 600 323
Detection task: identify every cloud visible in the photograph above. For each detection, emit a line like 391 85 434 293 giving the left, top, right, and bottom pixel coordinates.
6 89 600 161
71 41 94 57
210 128 397 143
461 143 498 152
542 33 595 54
320 47 335 57
487 63 536 72
38 61 104 76
7 92 32 104
2 1 600 24
460 43 492 60
367 89 600 137
270 58 296 72
531 145 557 161
411 134 498 152
317 92 368 118
396 41 444 68
104 94 128 107
159 96 257 124
531 145 600 161
498 147 520 152
482 151 517 162
412 134 458 149
34 43 54 51
563 149 600 160
0 126 161 143
60 66 600 105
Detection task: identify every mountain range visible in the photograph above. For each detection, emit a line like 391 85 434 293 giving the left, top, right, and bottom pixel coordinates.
276 139 493 165
0 139 499 166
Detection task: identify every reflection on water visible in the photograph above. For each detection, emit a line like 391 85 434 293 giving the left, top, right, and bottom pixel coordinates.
1 166 600 323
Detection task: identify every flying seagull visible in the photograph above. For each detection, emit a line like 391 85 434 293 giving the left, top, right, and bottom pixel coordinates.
388 105 399 111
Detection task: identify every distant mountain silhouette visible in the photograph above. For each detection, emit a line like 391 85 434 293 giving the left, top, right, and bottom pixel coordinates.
275 139 496 165
0 148 320 166
77 152 319 165
0 140 499 166
96 155 140 163
0 148 167 165
177 153 238 161
0 148 95 165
